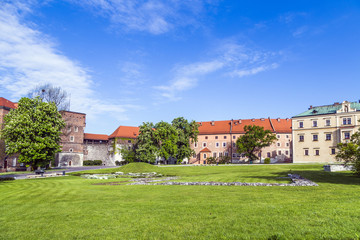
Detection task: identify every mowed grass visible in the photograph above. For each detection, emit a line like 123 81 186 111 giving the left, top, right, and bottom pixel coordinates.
1 163 360 239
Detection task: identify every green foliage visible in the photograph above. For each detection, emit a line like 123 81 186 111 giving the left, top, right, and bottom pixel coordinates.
83 160 102 166
172 117 199 163
336 125 360 176
154 121 178 161
119 145 136 164
0 97 65 170
206 156 217 164
236 125 277 161
264 157 271 164
135 122 158 163
218 155 231 164
115 161 121 166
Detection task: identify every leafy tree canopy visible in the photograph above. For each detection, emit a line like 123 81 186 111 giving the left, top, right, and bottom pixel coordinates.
154 121 178 161
135 122 158 163
0 97 65 169
236 125 276 161
336 124 360 176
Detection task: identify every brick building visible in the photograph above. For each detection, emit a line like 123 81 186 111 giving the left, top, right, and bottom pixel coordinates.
189 118 292 164
55 111 86 167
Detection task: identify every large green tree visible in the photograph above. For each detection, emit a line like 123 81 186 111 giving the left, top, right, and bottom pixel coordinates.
135 122 158 163
336 124 360 176
236 125 277 162
154 121 178 161
0 97 65 170
172 117 199 163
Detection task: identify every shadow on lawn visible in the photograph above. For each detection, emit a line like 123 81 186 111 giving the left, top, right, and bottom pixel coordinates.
249 170 360 185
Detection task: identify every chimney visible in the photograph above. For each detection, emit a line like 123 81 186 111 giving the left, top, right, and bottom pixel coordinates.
199 122 202 126
260 118 265 121
211 121 215 126
286 118 289 121
309 105 313 109
251 118 255 122
277 118 280 122
334 102 339 106
239 119 241 124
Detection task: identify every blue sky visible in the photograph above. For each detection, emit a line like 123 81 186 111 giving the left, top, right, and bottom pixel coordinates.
0 0 360 134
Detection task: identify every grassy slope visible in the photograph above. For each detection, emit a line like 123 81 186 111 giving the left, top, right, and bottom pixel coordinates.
0 164 360 239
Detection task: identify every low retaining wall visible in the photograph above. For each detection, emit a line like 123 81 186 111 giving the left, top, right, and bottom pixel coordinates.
323 164 354 172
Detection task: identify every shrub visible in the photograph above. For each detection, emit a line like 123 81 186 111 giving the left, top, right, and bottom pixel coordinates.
218 156 231 164
0 177 15 181
206 157 217 164
264 158 271 164
83 160 103 166
115 161 121 166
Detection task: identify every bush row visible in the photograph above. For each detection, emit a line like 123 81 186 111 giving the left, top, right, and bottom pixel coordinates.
83 160 103 166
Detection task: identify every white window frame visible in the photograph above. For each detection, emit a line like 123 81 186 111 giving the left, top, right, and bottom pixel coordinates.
222 142 226 147
215 142 220 148
203 142 207 147
70 136 75 142
74 126 79 132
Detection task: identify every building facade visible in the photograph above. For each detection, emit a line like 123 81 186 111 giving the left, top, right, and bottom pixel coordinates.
189 118 292 164
108 126 139 165
292 101 360 163
55 111 86 167
83 133 110 165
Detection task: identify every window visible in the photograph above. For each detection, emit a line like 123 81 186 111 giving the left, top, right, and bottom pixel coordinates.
215 136 218 139
343 118 347 125
347 118 352 125
286 135 289 138
304 149 309 156
205 136 208 140
313 121 318 127
232 153 236 158
193 153 196 158
216 142 219 147
286 143 289 147
68 126 72 132
285 150 289 155
70 136 74 142
203 154 207 159
233 143 236 147
326 134 331 141
299 122 304 128
224 152 229 157
299 135 304 142
213 152 217 158
343 118 352 125
331 148 336 155
219 152 223 157
277 135 280 139
267 152 271 158
203 142 207 147
69 148 73 153
277 143 281 147
313 135 318 141
325 119 331 126
128 140 132 143
315 149 320 156
344 132 350 139
233 136 236 139
74 126 79 132
224 136 227 139
222 142 227 147
278 150 281 155
194 142 198 148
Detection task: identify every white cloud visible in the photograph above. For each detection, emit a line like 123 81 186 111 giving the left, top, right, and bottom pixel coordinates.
0 2 138 122
155 42 281 101
67 0 216 34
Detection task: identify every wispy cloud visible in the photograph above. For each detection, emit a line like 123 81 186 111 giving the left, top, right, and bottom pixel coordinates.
0 2 138 121
155 42 281 101
118 61 146 86
67 0 217 34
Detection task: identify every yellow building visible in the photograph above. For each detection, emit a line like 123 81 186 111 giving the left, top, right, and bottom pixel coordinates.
292 101 360 163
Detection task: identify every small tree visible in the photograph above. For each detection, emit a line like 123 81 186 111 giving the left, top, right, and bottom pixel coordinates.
135 122 158 163
206 156 217 164
0 97 65 170
336 124 360 176
119 145 136 164
172 117 199 163
28 83 70 111
236 125 276 163
154 121 178 162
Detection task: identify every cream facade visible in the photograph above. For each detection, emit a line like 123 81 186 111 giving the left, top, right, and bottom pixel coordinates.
292 101 360 163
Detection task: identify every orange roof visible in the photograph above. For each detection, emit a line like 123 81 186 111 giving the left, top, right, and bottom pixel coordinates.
269 118 292 133
84 133 109 141
0 97 16 109
200 147 211 152
109 126 140 139
198 119 274 134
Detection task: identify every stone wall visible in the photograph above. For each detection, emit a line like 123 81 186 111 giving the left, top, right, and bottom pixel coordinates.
84 143 113 166
55 152 83 167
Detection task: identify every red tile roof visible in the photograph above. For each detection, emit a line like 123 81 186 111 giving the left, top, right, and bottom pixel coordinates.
200 147 211 152
198 119 274 134
0 97 17 109
109 126 140 139
84 133 109 141
269 118 292 133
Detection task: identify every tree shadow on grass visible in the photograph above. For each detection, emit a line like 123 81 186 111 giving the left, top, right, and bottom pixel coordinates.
245 170 360 185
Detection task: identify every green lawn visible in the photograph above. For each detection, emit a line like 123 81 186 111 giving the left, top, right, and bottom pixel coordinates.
1 163 360 239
